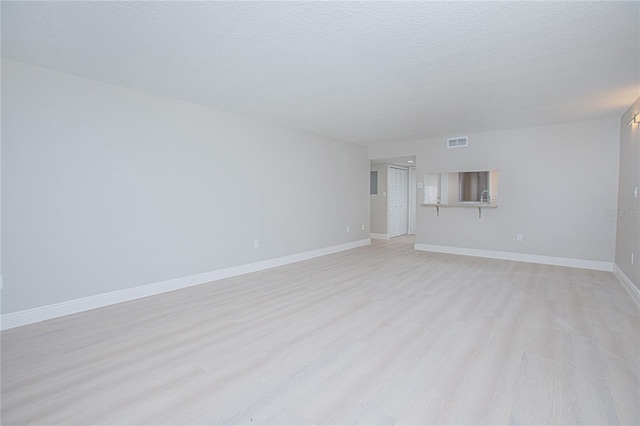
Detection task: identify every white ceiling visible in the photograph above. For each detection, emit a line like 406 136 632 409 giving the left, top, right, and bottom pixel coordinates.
2 2 639 146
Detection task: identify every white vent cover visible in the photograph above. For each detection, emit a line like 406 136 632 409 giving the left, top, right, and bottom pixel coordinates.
447 136 468 148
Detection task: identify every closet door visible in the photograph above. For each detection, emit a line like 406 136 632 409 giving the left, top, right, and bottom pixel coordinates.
388 166 408 238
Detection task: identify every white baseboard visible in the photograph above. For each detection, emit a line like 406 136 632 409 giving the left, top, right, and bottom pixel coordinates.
613 264 640 307
1 238 371 331
370 233 389 240
414 243 613 272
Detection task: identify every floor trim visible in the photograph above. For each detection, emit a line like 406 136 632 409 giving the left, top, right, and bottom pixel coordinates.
370 233 390 240
1 239 371 330
613 264 640 307
414 243 613 272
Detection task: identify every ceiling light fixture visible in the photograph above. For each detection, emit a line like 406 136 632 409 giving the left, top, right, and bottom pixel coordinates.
408 160 414 163
628 111 640 125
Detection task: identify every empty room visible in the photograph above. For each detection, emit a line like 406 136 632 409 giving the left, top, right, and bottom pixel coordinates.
1 2 639 425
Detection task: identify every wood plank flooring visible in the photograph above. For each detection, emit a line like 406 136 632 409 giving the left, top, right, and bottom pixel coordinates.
2 236 639 425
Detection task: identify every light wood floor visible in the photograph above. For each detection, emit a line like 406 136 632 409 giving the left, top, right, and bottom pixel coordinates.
2 236 639 425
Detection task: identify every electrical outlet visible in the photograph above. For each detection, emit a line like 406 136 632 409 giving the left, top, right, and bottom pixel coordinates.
516 234 523 242
347 226 350 233
361 224 365 231
253 240 259 248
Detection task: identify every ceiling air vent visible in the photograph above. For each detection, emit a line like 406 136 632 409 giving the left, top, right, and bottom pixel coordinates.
447 136 468 148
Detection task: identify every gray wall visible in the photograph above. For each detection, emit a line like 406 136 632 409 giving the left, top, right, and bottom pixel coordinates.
369 164 388 235
1 60 370 314
616 98 640 289
370 119 620 263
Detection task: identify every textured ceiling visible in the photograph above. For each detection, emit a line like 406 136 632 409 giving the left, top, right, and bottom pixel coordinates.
2 1 639 145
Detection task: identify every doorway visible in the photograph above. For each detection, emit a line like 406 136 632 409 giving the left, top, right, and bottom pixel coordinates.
388 166 408 238
369 156 417 240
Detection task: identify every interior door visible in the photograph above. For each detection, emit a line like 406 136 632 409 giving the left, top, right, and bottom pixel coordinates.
388 166 408 238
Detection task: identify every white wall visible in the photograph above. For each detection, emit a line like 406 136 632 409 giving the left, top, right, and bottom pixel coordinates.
1 60 370 314
616 98 640 289
370 119 620 264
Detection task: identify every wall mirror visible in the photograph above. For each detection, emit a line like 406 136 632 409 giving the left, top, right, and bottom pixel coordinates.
423 169 499 206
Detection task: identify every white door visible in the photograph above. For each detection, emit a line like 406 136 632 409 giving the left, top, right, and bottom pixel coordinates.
388 166 408 238
408 167 416 235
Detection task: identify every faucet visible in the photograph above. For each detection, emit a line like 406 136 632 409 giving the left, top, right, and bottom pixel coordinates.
480 190 490 204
